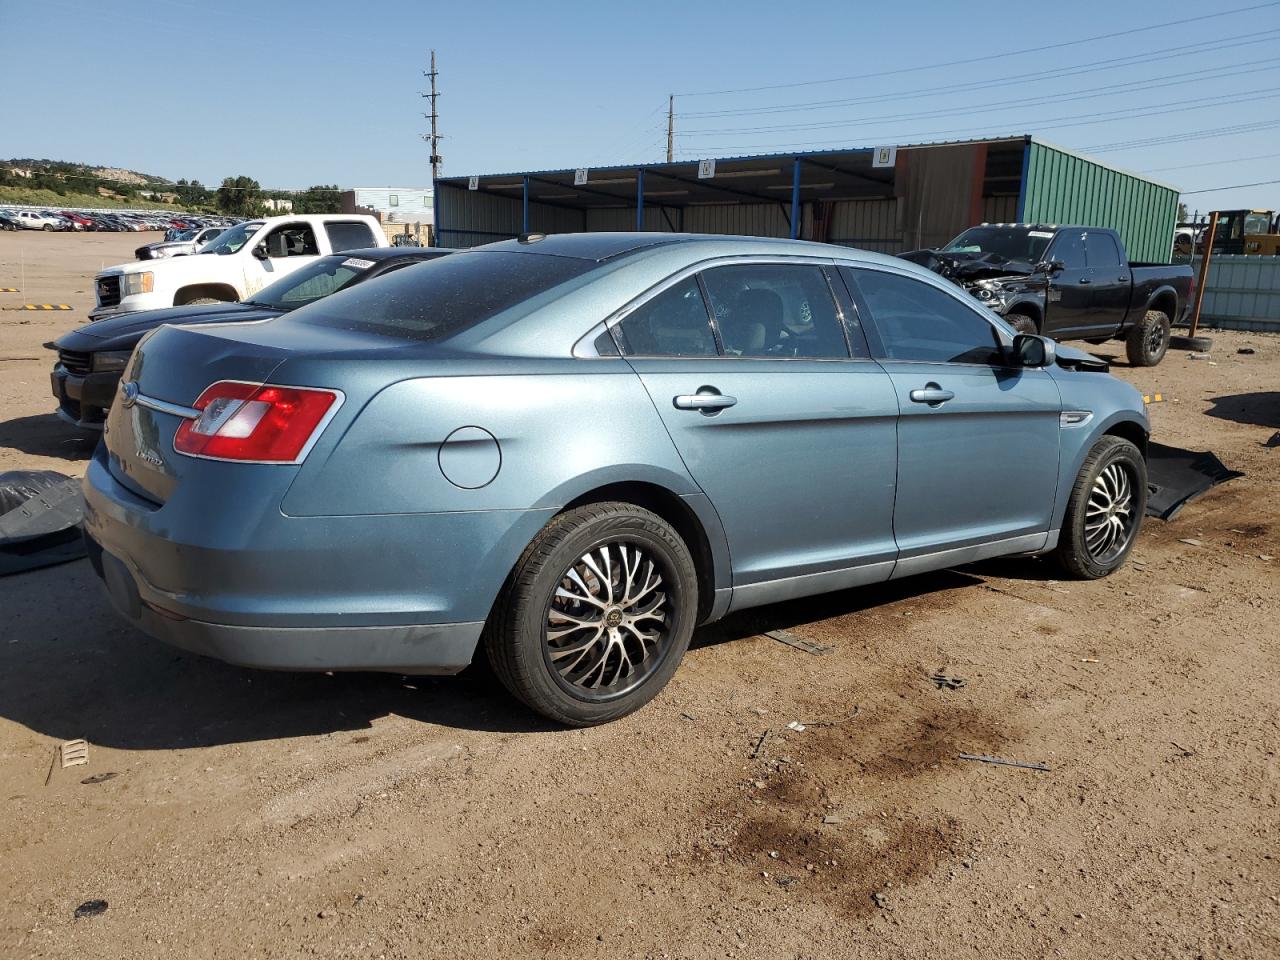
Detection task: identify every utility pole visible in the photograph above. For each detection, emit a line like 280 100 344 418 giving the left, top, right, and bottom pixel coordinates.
423 51 442 180
666 94 674 162
422 50 442 244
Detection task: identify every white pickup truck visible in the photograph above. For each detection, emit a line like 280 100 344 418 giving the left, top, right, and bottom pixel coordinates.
89 214 387 321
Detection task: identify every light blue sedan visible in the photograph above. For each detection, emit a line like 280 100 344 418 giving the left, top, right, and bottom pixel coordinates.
83 233 1149 725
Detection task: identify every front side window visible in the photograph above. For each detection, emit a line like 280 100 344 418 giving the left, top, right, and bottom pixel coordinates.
701 264 849 359
848 268 1004 365
262 223 319 258
1048 231 1087 269
614 276 717 357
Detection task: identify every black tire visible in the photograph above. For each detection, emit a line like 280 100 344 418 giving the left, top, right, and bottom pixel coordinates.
1125 310 1170 366
42 224 53 232
1169 334 1213 352
1005 312 1037 335
484 502 699 726
1054 436 1146 580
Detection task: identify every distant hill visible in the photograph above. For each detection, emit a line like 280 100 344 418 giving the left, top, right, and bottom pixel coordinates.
3 158 173 187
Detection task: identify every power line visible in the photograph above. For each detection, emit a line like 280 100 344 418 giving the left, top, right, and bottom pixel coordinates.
681 29 1280 119
1182 178 1280 194
677 87 1280 154
675 0 1280 96
678 58 1280 138
1142 150 1280 173
1083 118 1280 153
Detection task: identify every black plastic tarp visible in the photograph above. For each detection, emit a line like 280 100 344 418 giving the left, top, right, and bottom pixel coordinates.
1146 443 1243 521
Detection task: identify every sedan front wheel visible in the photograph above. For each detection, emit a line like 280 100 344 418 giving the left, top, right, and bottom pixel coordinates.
1054 436 1146 579
485 502 699 726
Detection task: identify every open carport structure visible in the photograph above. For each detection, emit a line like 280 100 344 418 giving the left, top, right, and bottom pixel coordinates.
435 135 1179 262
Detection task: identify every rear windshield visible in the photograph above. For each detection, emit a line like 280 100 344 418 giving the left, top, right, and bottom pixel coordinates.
288 251 594 342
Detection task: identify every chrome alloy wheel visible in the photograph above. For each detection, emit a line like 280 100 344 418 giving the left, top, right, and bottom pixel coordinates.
1085 462 1138 563
544 542 671 698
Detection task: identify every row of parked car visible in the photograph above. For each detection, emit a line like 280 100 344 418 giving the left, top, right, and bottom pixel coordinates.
51 217 1153 726
0 207 236 233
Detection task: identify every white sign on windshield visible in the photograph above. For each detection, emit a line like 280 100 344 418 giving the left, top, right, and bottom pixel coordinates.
1029 230 1055 239
342 258 375 270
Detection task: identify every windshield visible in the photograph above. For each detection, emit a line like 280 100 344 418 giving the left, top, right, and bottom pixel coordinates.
201 220 263 255
290 251 594 343
248 255 372 310
1245 213 1272 234
943 227 1053 264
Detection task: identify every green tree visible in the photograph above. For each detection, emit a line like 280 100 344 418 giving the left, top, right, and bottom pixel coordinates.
293 184 342 214
216 175 262 216
175 178 211 206
1177 202 1189 221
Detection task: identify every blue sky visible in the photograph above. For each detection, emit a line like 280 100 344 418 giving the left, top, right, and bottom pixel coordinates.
3 0 1279 213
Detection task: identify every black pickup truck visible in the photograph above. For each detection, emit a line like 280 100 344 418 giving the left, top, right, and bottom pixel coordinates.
900 224 1194 366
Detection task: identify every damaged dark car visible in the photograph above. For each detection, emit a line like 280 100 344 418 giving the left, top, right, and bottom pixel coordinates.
900 224 1194 367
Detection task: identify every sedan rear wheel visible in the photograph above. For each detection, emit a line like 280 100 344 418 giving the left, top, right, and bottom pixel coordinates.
485 502 698 726
1054 436 1146 579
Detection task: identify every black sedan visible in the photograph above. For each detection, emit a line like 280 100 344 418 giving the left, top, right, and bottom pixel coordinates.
49 245 453 429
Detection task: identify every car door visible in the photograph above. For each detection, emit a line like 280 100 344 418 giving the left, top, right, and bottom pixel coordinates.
841 266 1062 575
1042 229 1092 337
614 261 900 609
1084 231 1131 334
245 222 321 297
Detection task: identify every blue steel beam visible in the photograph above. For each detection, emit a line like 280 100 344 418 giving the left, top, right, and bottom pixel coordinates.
636 169 645 231
790 158 802 240
522 176 530 233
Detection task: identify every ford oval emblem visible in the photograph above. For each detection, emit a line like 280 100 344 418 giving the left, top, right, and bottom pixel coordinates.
120 381 139 407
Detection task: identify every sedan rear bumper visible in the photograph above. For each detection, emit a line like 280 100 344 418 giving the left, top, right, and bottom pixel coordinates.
85 531 485 675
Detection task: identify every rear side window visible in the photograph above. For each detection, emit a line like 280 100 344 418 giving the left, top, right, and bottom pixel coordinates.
701 264 849 359
614 276 717 357
325 221 377 252
1085 232 1121 267
290 251 593 343
847 269 1003 365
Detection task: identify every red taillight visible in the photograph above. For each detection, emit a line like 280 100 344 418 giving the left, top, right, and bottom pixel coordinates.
174 381 339 463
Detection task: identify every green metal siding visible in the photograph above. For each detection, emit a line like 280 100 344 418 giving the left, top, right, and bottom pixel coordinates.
1020 141 1178 263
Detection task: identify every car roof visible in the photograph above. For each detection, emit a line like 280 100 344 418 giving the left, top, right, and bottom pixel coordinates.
326 246 456 263
472 231 907 267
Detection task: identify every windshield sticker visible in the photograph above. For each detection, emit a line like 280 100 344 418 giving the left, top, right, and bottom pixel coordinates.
1028 230 1055 239
341 258 375 270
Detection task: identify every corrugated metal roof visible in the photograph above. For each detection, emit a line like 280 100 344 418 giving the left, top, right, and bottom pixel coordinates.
439 135 1029 185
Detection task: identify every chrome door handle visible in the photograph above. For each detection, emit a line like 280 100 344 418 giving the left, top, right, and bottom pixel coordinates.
673 392 737 411
909 385 955 406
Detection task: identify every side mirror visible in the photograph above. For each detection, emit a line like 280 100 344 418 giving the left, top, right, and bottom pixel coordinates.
1038 258 1065 275
1013 333 1056 368
252 242 270 260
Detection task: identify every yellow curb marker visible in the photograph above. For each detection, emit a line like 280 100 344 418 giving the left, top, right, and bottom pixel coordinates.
0 287 20 293
1142 393 1164 404
2 304 73 311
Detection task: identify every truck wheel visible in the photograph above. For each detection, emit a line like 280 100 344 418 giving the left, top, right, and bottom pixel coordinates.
1125 310 1170 366
485 502 698 727
42 224 54 232
1054 436 1147 580
1005 313 1037 335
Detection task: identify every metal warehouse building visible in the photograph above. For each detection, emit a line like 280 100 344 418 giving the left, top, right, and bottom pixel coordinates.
435 135 1179 262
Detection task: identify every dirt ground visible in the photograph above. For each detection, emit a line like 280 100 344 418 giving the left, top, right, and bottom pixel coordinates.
1 231 1277 960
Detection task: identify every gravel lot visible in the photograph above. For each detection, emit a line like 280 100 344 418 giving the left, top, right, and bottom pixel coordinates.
1 231 1277 960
